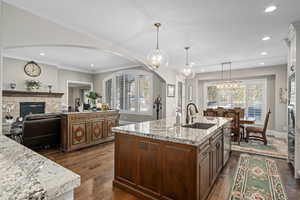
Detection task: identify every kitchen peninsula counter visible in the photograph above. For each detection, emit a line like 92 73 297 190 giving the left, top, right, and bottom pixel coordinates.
112 115 231 200
0 135 80 200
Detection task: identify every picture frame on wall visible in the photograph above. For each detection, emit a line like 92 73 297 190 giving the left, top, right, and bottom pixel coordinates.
167 84 175 97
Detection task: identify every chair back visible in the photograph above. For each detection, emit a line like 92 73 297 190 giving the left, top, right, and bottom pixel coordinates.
216 107 225 117
203 109 217 117
263 109 271 134
234 107 245 118
224 110 240 132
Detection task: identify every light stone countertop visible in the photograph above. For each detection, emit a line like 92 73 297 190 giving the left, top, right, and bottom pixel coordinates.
112 115 231 147
0 135 80 200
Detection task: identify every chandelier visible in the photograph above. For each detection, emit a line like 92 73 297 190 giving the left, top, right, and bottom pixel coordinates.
182 47 195 79
147 23 168 69
216 62 240 89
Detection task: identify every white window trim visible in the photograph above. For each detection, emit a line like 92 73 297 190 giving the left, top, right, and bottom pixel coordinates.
103 69 153 116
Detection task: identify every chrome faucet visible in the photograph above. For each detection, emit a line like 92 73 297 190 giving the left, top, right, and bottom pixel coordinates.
186 103 199 124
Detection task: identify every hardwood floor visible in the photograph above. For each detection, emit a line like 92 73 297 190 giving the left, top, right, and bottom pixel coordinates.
40 142 300 200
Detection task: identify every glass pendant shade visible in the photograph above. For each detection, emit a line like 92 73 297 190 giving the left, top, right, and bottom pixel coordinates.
147 23 168 69
147 48 168 69
182 46 195 79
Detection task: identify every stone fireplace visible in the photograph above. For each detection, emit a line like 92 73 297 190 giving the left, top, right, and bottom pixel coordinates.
2 90 64 119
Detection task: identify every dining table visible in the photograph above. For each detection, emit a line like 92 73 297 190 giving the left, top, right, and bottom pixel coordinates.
240 117 256 125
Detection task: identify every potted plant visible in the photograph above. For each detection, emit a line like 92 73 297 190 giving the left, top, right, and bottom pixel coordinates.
86 91 101 109
26 80 41 91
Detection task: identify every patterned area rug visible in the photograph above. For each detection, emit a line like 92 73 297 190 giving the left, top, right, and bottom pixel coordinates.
232 136 287 159
229 154 288 200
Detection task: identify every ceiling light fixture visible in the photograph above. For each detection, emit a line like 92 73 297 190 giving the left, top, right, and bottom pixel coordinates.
265 5 277 13
260 62 265 65
262 36 271 41
217 62 240 89
147 23 168 69
261 52 268 56
90 64 94 67
39 52 45 56
182 47 195 79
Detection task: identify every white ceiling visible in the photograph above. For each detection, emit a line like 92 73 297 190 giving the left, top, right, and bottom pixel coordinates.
4 45 139 73
3 0 300 73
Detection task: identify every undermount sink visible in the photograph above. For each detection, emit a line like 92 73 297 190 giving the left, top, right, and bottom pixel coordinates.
182 122 215 130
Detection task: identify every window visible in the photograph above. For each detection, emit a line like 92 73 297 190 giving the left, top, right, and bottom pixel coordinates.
104 70 153 115
105 78 113 107
204 79 266 123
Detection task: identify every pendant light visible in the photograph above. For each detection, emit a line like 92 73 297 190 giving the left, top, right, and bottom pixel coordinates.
217 62 240 89
182 47 195 79
147 23 168 69
217 62 225 89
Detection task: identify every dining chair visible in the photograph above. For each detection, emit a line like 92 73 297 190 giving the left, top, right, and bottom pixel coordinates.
245 109 271 145
234 107 246 139
224 110 240 145
216 107 225 117
203 109 217 117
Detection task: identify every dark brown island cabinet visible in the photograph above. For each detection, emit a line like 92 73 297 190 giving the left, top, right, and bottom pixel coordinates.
60 110 119 152
113 119 231 200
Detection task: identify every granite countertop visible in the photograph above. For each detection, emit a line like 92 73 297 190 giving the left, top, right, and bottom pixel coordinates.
0 136 80 200
112 115 231 147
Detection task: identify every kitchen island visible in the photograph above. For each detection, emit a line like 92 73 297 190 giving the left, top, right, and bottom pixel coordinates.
112 115 231 200
0 135 80 200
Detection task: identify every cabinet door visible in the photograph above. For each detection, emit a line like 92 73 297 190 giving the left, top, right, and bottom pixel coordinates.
199 146 211 200
210 145 217 183
107 119 117 137
70 121 88 149
137 141 161 196
115 135 137 186
162 145 196 200
91 120 104 142
216 137 223 173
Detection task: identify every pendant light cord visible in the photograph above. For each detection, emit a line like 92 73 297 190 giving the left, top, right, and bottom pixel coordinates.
156 25 159 49
229 62 232 81
221 63 224 83
185 47 190 66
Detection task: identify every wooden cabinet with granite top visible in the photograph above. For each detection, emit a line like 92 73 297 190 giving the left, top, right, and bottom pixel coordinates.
112 116 231 200
61 110 119 152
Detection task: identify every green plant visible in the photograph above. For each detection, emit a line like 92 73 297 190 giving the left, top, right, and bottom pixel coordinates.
26 80 41 89
86 91 100 100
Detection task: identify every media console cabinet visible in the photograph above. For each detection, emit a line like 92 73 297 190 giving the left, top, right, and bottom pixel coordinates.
61 110 119 152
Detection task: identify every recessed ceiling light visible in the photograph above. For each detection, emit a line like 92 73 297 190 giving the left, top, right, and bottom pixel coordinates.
39 52 45 56
262 36 271 41
261 52 268 56
90 64 94 67
260 62 265 65
265 5 277 13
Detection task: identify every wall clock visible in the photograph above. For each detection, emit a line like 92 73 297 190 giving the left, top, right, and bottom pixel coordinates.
24 61 42 77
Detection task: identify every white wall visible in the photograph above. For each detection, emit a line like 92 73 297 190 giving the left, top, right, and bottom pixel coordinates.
58 69 93 105
155 67 186 118
0 0 3 135
188 64 287 132
3 57 93 105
